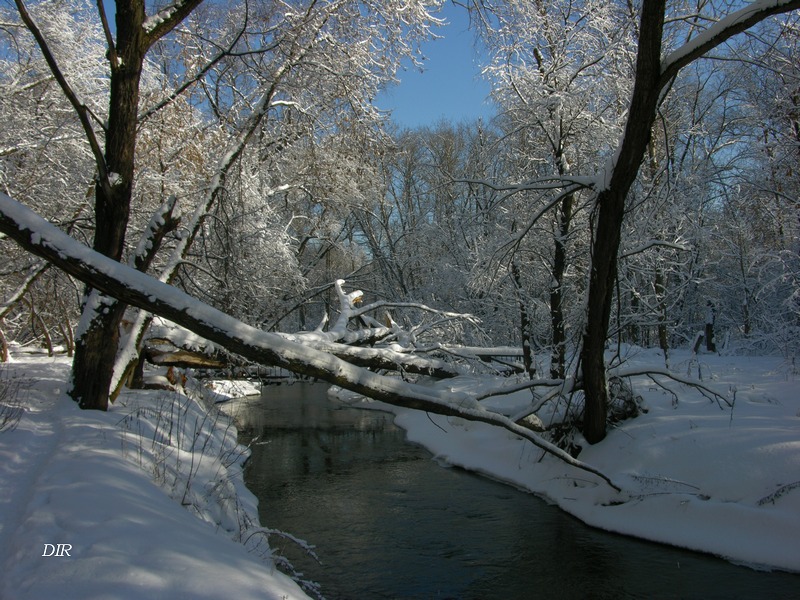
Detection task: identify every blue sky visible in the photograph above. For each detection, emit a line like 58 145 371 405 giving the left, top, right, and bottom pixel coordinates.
100 1 492 129
376 3 495 129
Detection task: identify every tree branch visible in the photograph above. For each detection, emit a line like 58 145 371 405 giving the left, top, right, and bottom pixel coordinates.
611 366 732 408
0 261 50 320
96 0 118 69
661 0 800 84
138 17 248 123
0 190 621 492
13 0 109 187
142 0 204 48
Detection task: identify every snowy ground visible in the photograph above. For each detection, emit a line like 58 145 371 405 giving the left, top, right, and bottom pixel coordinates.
350 347 800 574
0 349 308 600
1 346 798 600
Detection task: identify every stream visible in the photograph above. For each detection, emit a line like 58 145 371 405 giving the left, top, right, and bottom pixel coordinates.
229 383 800 599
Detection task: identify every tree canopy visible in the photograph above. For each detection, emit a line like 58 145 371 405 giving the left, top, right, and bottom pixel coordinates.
1 0 798 448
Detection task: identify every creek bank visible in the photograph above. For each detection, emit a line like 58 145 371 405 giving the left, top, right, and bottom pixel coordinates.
0 351 310 600
348 349 800 574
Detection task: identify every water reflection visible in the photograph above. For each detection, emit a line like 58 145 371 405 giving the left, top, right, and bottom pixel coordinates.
230 383 800 600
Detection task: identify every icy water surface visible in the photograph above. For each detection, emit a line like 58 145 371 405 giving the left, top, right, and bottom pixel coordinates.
231 383 800 599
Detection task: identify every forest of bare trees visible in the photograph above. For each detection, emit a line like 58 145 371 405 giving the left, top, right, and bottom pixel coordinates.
2 0 799 448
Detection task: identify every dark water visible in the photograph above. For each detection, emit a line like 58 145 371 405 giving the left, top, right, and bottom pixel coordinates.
231 383 800 600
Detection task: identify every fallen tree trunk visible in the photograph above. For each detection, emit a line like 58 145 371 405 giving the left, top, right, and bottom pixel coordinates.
144 347 227 370
281 338 461 379
0 191 621 491
140 331 460 377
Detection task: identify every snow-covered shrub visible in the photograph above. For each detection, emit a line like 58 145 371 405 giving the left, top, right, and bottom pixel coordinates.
116 387 254 535
606 376 646 423
540 376 645 457
114 378 323 597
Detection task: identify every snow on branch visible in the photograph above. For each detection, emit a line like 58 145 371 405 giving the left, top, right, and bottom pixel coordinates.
130 195 180 273
0 191 621 491
661 0 800 83
619 239 692 259
331 278 363 333
290 279 479 351
349 300 479 326
0 260 50 320
458 175 595 200
13 0 108 188
142 0 203 44
291 340 462 379
138 14 249 123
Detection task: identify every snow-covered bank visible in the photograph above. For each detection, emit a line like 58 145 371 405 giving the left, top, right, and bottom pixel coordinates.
0 351 308 600
343 348 800 574
3 345 798 600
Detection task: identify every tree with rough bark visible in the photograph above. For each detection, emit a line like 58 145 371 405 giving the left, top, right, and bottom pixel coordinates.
12 0 204 409
471 0 800 443
581 0 800 443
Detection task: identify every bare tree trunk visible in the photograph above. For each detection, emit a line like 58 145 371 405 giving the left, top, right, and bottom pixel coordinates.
511 261 535 378
550 193 574 379
110 197 180 399
24 296 53 356
68 0 147 410
57 319 74 358
0 262 50 322
655 268 669 366
580 0 666 444
62 0 200 410
0 325 8 363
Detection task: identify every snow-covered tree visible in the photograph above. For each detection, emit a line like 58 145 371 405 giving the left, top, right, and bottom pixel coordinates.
0 0 106 358
4 0 799 456
470 0 800 442
475 0 634 378
8 0 443 409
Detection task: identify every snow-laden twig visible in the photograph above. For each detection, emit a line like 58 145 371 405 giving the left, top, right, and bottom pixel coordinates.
0 261 49 320
349 300 480 325
661 0 800 82
619 238 691 259
12 0 108 189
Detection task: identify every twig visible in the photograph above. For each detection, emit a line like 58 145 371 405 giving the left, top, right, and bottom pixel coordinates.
613 366 732 409
757 480 800 506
